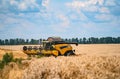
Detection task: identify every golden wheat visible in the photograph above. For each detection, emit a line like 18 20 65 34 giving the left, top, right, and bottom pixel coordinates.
21 55 120 79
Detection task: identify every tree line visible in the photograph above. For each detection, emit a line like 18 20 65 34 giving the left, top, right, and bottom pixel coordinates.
0 37 120 45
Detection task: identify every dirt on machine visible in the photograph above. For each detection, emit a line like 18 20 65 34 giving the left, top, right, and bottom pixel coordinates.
23 37 78 57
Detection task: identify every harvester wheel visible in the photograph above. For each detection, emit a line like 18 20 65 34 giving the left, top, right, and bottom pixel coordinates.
64 51 75 56
28 46 32 50
23 46 27 51
33 46 38 50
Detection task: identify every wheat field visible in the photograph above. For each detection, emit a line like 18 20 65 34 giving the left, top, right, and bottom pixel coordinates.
0 44 120 59
0 44 120 79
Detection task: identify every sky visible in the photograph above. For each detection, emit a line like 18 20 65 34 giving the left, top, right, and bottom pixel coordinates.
0 0 120 39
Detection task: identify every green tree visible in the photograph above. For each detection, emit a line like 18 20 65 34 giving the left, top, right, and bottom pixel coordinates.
10 39 15 45
26 39 29 44
15 38 19 45
75 38 79 43
117 37 120 43
79 38 82 44
65 38 68 42
0 39 2 45
5 39 9 45
83 37 86 44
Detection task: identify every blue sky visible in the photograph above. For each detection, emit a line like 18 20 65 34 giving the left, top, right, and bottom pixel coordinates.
0 0 120 39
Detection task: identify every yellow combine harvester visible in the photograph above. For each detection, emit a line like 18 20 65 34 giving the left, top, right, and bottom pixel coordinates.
23 37 78 57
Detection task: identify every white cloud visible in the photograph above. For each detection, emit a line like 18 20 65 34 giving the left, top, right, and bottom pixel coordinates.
66 1 85 9
51 14 70 32
66 0 104 9
95 14 113 21
0 13 36 28
77 10 88 21
42 0 50 7
88 0 104 5
105 0 116 6
0 14 39 37
66 0 114 22
0 0 51 14
84 5 98 12
66 0 111 15
99 7 110 13
69 14 78 20
97 0 104 5
18 2 27 10
10 0 18 5
57 14 70 28
10 0 40 11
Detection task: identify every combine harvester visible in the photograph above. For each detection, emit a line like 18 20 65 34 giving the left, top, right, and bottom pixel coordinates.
23 37 78 57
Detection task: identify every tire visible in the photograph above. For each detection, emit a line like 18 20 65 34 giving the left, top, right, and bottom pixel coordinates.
64 50 75 56
33 46 38 50
23 46 27 51
28 46 32 50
